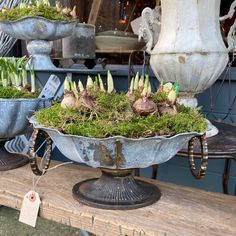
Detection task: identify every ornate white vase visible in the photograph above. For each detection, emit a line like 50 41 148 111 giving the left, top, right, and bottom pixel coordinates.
140 0 236 108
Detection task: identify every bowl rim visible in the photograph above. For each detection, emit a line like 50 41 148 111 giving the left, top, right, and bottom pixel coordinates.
0 97 53 102
0 16 78 24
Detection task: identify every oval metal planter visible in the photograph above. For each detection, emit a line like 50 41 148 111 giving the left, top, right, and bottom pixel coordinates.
29 117 202 209
30 117 199 169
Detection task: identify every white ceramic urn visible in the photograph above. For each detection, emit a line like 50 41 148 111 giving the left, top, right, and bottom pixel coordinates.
140 0 236 108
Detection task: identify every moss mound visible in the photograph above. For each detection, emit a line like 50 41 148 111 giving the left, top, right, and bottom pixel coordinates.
0 86 38 99
35 92 207 138
0 3 73 21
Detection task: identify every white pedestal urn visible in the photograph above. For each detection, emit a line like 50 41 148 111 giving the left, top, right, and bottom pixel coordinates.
140 0 236 136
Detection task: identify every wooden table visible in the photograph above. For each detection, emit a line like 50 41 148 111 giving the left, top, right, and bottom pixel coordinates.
0 161 235 236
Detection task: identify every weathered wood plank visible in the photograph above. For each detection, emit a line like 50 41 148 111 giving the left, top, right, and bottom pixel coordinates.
88 0 103 25
0 161 236 236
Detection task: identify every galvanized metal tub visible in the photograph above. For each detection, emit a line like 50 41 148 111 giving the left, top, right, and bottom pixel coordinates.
30 118 199 169
29 117 202 209
0 97 52 139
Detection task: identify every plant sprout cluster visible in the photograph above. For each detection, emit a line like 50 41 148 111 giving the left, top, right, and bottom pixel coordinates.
0 57 37 98
0 0 77 21
35 71 207 138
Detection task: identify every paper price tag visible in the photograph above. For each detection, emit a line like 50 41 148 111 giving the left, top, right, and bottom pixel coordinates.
19 191 41 227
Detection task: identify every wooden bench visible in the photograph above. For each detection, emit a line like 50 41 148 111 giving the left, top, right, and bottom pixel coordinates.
0 161 235 236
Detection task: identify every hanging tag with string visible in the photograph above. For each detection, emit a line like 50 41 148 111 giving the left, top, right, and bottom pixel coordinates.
19 189 41 227
19 139 47 228
19 161 73 227
19 172 44 227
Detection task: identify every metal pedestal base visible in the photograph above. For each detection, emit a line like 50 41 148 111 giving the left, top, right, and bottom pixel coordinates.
27 40 56 70
72 169 161 210
0 143 28 171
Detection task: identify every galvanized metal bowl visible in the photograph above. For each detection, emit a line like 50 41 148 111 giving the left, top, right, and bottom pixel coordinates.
0 16 76 41
0 16 77 69
29 117 202 209
30 118 199 169
0 97 51 139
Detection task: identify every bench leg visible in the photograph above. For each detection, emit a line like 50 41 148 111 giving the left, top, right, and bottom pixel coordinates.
134 165 159 179
152 164 159 179
222 159 231 194
134 169 140 177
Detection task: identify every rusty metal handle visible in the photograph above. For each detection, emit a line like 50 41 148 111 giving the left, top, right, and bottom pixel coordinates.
188 135 208 179
28 129 52 176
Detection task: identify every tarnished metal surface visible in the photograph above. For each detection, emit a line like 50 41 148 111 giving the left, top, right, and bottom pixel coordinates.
0 16 76 69
73 170 161 210
30 118 199 169
0 97 51 139
29 129 52 176
188 135 208 179
0 16 76 41
62 23 95 59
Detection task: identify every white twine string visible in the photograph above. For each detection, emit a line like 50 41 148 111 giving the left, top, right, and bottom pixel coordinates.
32 161 73 192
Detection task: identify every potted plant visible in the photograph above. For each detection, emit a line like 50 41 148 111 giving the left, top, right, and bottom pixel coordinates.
29 71 207 209
0 0 77 69
0 56 52 171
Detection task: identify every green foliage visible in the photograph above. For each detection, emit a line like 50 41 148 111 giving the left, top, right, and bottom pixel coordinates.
0 1 72 21
0 86 37 98
35 92 207 138
152 91 168 103
0 57 38 98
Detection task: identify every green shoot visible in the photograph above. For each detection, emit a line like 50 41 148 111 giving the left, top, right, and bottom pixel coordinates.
98 73 105 92
86 76 94 91
78 80 84 92
107 70 114 94
29 64 36 93
134 72 139 91
64 78 70 92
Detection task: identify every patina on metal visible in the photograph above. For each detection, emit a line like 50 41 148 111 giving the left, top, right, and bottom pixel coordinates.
72 141 160 210
28 129 52 176
29 118 201 210
72 169 161 210
62 23 95 60
0 97 51 138
188 135 208 179
0 97 52 171
0 16 76 69
30 117 200 169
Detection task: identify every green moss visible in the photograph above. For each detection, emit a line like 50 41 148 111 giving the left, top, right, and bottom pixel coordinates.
152 91 168 103
35 92 207 138
0 86 38 99
0 4 72 21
